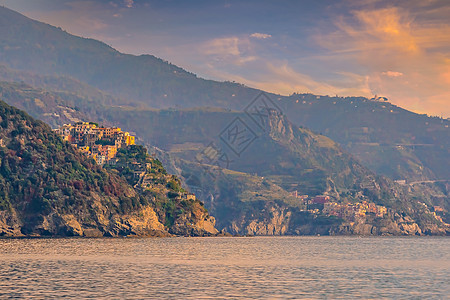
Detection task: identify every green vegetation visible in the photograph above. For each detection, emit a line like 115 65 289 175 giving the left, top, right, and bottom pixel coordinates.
0 100 140 222
104 144 208 232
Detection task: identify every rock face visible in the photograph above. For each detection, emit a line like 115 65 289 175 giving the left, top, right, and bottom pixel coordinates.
170 201 218 236
0 210 22 237
230 204 292 236
227 212 447 236
0 202 219 238
104 207 168 237
0 207 169 238
0 101 217 237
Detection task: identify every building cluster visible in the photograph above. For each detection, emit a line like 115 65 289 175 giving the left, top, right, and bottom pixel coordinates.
322 201 387 220
54 122 135 165
291 190 388 220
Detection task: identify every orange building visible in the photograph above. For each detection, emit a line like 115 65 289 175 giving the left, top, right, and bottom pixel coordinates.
93 145 117 161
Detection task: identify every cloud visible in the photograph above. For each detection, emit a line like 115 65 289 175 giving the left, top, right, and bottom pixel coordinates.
442 63 450 84
124 0 134 8
197 6 449 116
317 7 422 60
315 5 450 117
197 54 371 98
203 37 241 56
382 71 403 77
250 33 272 39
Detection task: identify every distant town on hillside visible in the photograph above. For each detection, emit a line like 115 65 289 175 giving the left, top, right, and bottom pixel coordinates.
54 122 135 165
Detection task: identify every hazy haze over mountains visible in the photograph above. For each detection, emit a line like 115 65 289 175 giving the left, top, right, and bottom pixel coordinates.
0 5 448 235
0 5 447 185
4 0 450 118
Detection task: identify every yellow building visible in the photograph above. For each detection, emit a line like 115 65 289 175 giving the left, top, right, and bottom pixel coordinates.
78 146 90 154
125 134 135 145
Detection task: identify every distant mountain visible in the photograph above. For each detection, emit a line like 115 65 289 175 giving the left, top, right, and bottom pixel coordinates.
0 7 448 235
0 6 255 109
277 94 450 182
1 80 448 235
142 110 447 235
0 64 122 107
0 100 217 237
0 6 448 186
0 80 109 128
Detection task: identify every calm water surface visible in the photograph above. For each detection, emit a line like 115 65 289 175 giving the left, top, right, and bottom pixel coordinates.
0 237 449 299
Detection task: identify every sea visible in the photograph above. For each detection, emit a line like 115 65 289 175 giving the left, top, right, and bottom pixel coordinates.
0 237 449 299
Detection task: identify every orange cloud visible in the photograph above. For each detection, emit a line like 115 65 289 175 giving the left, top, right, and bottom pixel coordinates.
441 61 450 84
353 8 419 54
382 71 403 77
316 6 450 117
203 37 241 56
124 0 134 8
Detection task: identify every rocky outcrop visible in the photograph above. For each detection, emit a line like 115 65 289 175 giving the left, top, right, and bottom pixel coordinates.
0 210 22 237
0 205 170 238
169 202 218 236
216 200 449 236
0 191 222 238
241 207 291 236
224 202 292 236
335 219 422 236
107 207 168 237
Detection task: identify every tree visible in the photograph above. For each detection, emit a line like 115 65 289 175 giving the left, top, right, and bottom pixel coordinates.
0 158 11 177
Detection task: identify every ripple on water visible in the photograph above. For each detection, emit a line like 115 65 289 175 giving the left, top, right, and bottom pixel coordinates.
0 237 449 299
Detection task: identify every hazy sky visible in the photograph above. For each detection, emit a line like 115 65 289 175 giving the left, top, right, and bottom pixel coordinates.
3 0 450 117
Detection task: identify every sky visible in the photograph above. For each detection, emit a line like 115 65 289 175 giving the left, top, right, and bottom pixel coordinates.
2 0 450 117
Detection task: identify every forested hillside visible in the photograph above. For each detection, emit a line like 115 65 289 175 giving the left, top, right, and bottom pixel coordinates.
0 100 216 237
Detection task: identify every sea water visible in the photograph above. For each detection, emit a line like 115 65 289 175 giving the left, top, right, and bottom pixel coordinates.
0 236 449 299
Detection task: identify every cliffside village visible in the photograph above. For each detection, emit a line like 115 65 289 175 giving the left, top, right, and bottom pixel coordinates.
291 191 388 220
292 192 446 224
54 122 198 201
54 122 135 165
